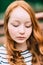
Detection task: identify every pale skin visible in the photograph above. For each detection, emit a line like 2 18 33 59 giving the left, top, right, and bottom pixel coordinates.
8 6 32 51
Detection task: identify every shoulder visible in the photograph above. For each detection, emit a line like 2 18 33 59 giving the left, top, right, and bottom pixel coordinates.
0 45 6 49
0 46 9 64
0 45 7 57
0 45 7 58
0 45 7 53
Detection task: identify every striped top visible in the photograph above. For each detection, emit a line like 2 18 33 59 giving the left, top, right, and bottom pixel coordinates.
21 50 32 65
0 46 32 65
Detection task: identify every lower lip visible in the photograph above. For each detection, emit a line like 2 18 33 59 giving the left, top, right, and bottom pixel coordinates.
17 37 25 40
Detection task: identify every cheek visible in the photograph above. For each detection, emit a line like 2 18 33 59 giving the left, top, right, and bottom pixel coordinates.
26 28 32 37
8 25 18 36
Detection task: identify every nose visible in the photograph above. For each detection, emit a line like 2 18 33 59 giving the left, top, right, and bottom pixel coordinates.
19 24 25 35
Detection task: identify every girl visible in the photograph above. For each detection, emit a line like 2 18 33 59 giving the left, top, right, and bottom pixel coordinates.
0 1 43 65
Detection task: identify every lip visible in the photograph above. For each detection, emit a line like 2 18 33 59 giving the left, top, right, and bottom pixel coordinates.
17 37 25 40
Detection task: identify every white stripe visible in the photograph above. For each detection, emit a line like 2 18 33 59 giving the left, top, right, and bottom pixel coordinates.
24 56 32 62
21 53 32 57
21 50 29 54
26 62 32 65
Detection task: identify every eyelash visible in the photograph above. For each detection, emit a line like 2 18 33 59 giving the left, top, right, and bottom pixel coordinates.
12 25 19 27
11 23 19 27
12 24 32 28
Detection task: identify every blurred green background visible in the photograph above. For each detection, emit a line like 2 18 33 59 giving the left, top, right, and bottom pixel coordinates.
0 0 43 19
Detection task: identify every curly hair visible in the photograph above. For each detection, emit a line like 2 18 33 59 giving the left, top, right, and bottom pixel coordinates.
4 1 43 65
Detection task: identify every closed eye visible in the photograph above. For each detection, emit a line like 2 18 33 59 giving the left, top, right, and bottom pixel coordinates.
25 24 32 28
11 23 19 27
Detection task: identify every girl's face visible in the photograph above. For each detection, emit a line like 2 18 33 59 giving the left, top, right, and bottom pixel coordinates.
8 6 32 44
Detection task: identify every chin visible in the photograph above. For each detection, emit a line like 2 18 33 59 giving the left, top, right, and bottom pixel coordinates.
15 40 26 44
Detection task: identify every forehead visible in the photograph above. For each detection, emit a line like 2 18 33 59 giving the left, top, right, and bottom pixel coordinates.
9 6 31 23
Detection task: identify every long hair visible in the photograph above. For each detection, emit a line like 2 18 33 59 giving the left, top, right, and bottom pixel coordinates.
4 1 43 65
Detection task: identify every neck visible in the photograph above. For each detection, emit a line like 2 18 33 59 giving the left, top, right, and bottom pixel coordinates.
15 42 27 52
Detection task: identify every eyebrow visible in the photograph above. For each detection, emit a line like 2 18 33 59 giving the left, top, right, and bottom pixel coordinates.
13 19 31 24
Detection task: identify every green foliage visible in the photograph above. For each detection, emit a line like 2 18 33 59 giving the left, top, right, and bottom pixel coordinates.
0 0 43 12
0 0 14 12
